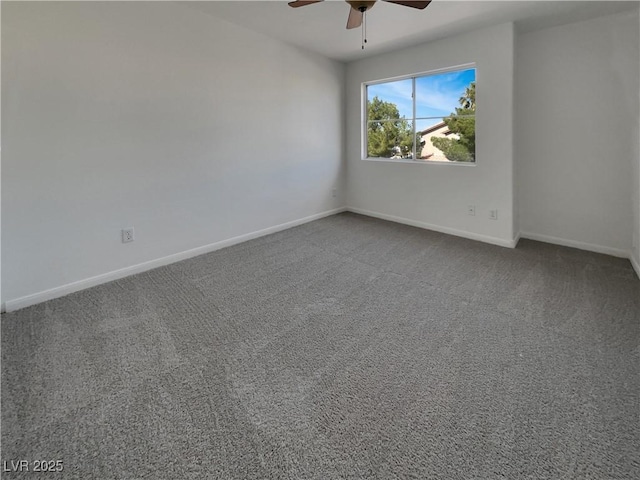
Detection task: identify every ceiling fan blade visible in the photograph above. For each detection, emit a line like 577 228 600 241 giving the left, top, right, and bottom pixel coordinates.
288 0 324 8
346 7 363 29
383 0 431 9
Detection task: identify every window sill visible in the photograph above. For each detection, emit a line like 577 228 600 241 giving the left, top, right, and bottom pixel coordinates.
361 157 477 166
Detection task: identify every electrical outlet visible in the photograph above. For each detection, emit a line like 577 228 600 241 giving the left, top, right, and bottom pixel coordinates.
489 210 498 220
332 188 337 198
122 227 135 243
467 205 475 216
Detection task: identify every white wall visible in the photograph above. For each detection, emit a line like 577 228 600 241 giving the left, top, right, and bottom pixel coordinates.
345 23 515 247
634 8 640 275
1 2 345 308
516 10 639 258
0 2 2 307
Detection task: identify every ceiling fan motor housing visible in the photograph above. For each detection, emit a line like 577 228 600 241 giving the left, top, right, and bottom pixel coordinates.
347 1 377 12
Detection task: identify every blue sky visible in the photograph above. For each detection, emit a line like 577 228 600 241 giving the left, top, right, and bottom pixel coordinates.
368 68 475 130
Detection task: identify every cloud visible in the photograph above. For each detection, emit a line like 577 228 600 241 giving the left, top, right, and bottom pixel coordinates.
416 69 475 117
367 68 475 120
367 79 413 118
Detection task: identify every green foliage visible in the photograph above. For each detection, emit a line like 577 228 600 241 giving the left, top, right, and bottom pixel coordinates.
367 96 414 158
430 137 474 162
431 82 476 162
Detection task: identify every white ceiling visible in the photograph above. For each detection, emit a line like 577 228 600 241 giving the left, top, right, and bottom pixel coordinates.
182 0 638 62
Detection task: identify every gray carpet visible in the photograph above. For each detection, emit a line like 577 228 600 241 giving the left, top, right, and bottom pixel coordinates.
2 212 639 479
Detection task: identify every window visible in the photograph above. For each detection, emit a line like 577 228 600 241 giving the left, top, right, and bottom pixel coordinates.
363 65 476 163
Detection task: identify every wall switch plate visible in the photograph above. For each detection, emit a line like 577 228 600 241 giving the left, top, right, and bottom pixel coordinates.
467 205 476 216
332 188 337 198
122 227 135 243
489 210 498 220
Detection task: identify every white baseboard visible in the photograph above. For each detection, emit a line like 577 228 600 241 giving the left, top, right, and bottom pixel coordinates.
4 208 635 313
631 253 640 279
512 231 522 247
2 207 347 313
518 231 630 259
346 207 518 248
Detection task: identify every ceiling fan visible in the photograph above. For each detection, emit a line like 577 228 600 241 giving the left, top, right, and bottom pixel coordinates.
288 1 431 30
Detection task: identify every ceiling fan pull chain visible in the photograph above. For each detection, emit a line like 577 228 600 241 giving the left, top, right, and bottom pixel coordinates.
362 10 367 50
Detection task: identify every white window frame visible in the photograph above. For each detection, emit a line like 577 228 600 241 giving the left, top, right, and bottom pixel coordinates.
361 63 477 166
